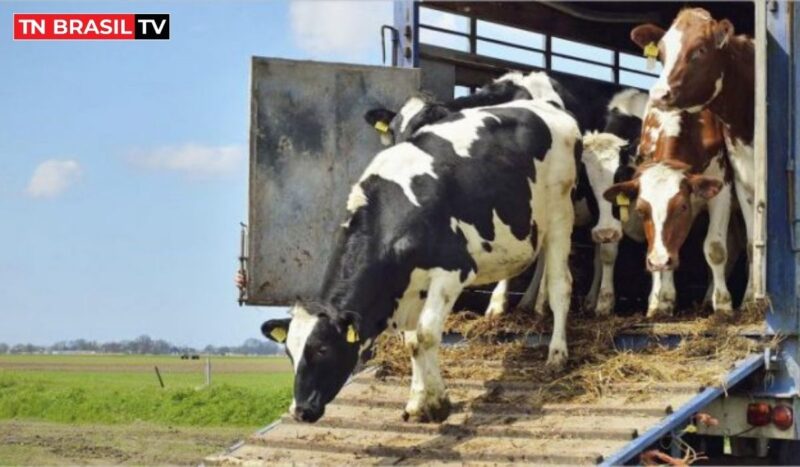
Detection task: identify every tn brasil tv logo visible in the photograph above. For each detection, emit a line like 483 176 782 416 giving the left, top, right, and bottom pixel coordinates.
13 13 169 40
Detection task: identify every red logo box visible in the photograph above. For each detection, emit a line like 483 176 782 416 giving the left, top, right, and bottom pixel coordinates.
13 13 169 40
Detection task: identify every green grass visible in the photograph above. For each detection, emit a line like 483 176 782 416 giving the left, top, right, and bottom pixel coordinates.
0 354 293 427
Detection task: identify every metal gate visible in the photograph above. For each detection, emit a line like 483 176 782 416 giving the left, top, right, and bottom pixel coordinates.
246 58 420 305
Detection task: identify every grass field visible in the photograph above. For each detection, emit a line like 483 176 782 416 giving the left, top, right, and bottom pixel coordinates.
0 354 293 465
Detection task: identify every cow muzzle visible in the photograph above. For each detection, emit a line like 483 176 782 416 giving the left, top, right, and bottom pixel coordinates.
294 403 324 423
592 227 622 244
649 87 673 108
647 253 678 272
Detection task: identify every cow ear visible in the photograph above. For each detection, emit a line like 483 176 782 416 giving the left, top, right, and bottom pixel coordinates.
364 108 396 138
630 24 665 50
336 311 362 345
422 103 451 125
261 319 291 344
714 19 734 49
688 175 723 199
603 179 640 204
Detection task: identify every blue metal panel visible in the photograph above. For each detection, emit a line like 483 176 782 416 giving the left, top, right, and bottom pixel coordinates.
766 0 797 333
601 355 764 466
759 1 800 400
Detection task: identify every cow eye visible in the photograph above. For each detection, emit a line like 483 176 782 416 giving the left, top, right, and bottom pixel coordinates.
316 346 329 357
692 47 707 60
681 203 689 212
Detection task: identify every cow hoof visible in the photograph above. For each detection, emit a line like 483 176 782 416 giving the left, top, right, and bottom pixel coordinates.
403 396 451 423
582 295 597 314
594 292 614 317
646 306 672 319
484 303 506 319
546 344 568 368
515 298 534 314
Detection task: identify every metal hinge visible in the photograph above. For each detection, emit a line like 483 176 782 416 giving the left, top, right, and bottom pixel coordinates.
237 222 249 306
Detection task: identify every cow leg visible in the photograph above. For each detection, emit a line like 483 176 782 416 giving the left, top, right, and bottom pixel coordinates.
594 242 618 316
647 270 675 318
583 247 602 312
544 203 573 368
704 185 733 314
484 280 508 318
519 257 545 314
403 272 461 423
734 181 755 303
534 256 550 316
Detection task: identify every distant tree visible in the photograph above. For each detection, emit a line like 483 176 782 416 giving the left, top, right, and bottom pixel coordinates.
0 343 8 354
133 335 153 354
10 343 43 354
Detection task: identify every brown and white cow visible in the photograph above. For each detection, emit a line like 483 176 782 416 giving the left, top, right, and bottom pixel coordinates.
605 107 733 317
630 7 755 301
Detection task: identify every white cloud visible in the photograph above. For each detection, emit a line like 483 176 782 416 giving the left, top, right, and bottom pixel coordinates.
289 1 393 60
129 143 245 178
26 159 82 199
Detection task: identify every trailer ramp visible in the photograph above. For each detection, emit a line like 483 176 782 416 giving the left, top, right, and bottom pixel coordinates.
206 349 763 466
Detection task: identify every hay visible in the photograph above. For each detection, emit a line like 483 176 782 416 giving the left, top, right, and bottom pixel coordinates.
369 300 770 405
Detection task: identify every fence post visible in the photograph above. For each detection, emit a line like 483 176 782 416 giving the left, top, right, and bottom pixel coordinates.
205 357 211 386
154 366 165 388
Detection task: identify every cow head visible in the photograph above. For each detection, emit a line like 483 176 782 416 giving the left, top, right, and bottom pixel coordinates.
604 161 722 271
262 302 362 423
364 96 450 146
631 8 733 112
582 131 632 244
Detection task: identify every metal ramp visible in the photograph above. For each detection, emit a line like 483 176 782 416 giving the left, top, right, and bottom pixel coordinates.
205 349 763 466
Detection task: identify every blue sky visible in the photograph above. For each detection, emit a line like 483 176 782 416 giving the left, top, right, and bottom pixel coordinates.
0 1 392 347
0 2 655 348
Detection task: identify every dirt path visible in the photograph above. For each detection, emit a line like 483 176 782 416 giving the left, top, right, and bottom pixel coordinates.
0 420 248 465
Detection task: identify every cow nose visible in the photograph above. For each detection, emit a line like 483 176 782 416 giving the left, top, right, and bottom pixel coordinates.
294 404 323 423
592 228 622 244
650 87 671 106
647 255 676 271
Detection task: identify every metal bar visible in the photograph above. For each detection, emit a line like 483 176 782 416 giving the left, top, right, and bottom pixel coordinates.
612 51 620 84
545 34 552 71
474 35 545 54
469 16 477 55
419 23 471 39
421 24 550 57
419 43 619 88
600 354 765 467
753 0 768 298
549 50 614 68
381 25 400 67
617 66 659 78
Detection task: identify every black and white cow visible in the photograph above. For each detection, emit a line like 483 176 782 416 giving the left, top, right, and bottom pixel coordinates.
365 71 597 318
263 98 581 424
365 70 582 147
580 88 649 315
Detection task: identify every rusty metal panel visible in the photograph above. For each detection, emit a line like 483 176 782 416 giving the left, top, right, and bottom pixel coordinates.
247 58 420 305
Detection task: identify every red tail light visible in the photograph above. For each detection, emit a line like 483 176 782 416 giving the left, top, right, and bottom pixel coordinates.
747 402 772 426
772 405 793 430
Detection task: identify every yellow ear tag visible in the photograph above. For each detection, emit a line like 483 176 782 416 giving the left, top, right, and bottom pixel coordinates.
374 121 389 134
346 325 359 344
616 193 631 223
270 327 287 343
643 42 658 71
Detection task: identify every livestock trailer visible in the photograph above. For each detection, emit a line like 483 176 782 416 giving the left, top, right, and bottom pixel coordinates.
221 1 800 465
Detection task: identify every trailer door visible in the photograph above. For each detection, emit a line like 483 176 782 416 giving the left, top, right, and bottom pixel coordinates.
246 58 420 306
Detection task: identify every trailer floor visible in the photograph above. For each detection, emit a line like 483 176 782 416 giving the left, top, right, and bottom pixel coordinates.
205 311 765 466
205 359 722 465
